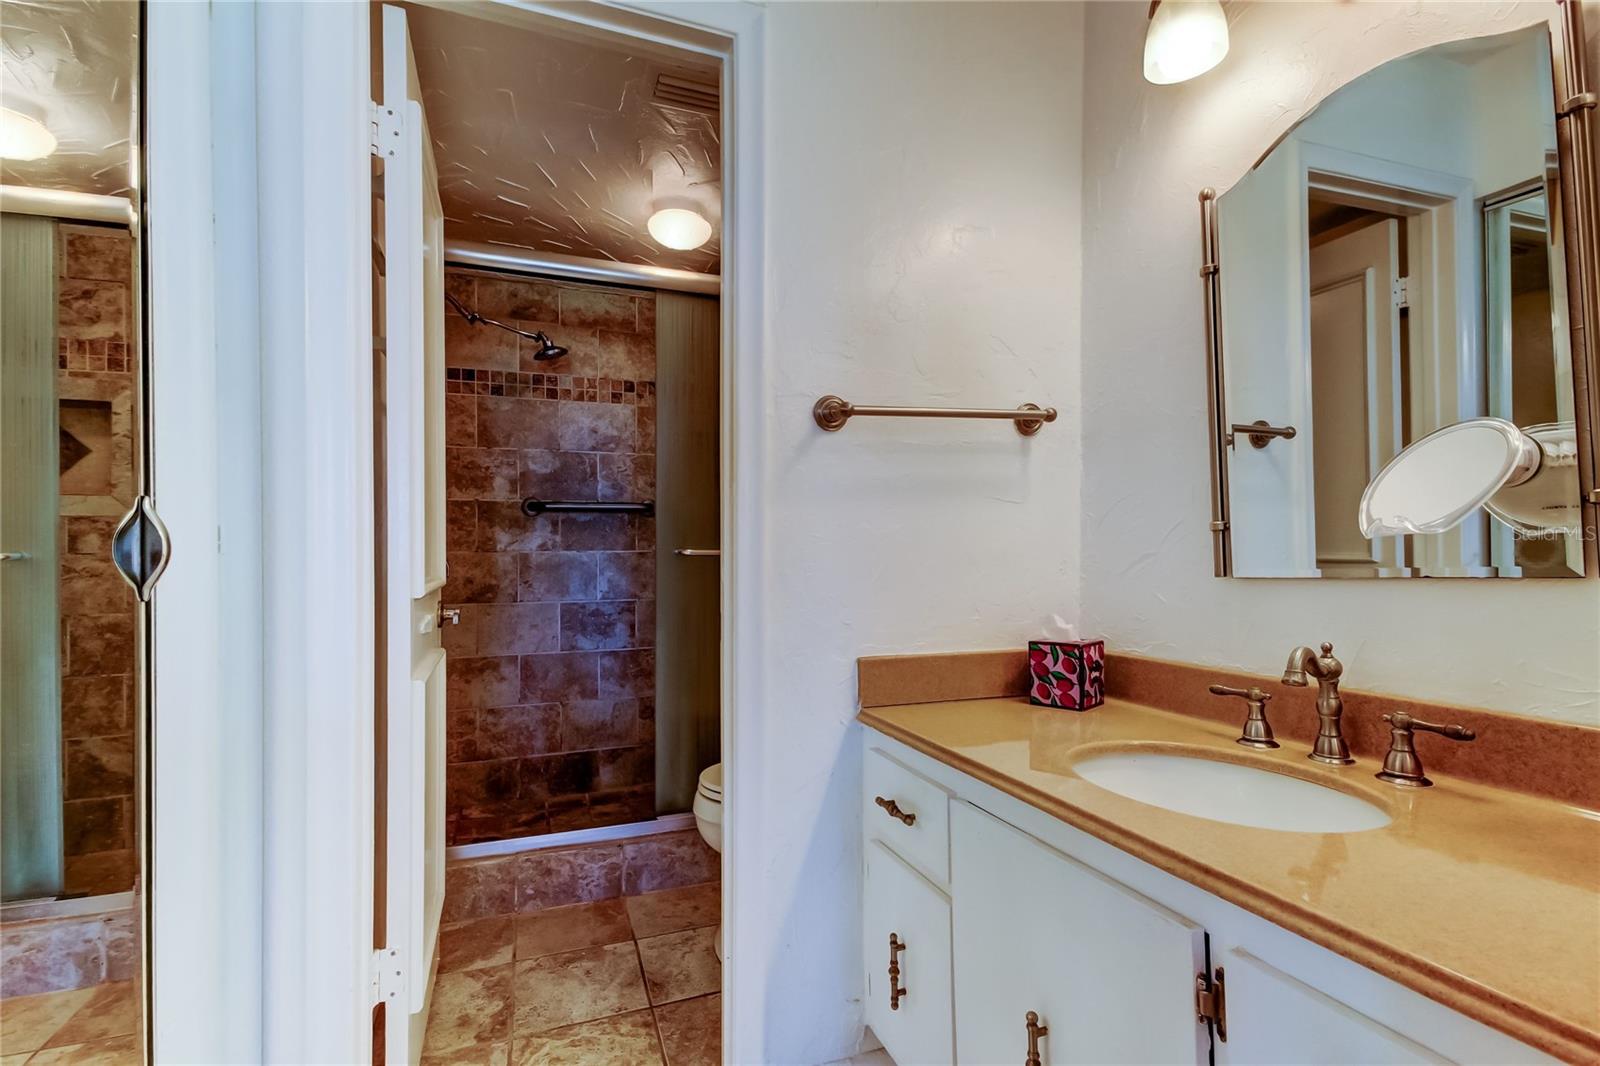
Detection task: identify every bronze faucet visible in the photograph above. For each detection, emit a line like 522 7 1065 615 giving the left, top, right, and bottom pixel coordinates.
1281 642 1355 765
1208 684 1278 749
1375 712 1476 787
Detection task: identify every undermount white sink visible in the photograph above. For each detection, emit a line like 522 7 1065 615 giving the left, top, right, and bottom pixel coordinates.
1071 751 1390 833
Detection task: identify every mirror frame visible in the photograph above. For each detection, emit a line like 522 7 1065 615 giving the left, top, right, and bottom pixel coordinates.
1197 0 1599 579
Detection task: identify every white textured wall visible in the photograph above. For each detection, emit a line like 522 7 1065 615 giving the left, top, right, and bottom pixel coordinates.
1081 1 1600 725
754 2 1084 1060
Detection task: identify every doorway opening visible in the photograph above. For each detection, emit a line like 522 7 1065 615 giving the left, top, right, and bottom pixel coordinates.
369 4 726 1062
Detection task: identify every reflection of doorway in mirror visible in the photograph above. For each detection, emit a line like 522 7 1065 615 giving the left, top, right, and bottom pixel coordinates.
1483 169 1581 576
1308 199 1403 577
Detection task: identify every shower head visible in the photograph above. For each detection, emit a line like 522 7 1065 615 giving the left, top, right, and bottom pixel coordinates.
529 333 568 361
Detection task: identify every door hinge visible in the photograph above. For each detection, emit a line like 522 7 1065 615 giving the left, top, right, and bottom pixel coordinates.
1196 966 1227 1042
372 946 406 1006
1391 276 1411 310
370 102 402 159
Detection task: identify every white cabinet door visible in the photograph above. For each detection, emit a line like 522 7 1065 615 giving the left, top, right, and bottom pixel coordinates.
864 840 955 1066
1218 948 1447 1065
951 802 1209 1065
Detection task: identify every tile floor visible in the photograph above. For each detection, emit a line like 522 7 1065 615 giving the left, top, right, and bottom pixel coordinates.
0 981 140 1065
424 881 720 1066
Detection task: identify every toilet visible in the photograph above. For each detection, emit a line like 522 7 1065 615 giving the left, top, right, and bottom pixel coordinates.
692 763 724 959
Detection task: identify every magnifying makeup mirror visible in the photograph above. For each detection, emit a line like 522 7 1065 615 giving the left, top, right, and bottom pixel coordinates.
1359 418 1580 538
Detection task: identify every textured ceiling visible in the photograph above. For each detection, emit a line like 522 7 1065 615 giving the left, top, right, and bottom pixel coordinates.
403 2 722 275
0 0 136 197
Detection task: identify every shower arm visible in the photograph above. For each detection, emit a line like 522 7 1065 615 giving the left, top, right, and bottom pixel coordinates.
443 291 555 345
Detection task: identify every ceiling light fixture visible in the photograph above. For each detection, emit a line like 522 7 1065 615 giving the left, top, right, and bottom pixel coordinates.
647 207 712 251
1143 0 1229 85
0 106 58 161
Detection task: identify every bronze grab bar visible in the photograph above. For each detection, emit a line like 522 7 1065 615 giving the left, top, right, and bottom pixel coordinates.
813 395 1056 437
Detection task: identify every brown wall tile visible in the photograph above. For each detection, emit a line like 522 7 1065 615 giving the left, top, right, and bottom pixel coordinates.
477 396 559 451
558 513 636 552
446 394 477 447
556 402 634 453
64 736 133 801
596 552 655 600
445 314 518 371
447 447 519 501
474 602 560 656
599 650 655 700
560 602 636 651
64 615 134 678
474 504 557 553
445 552 521 604
558 288 636 332
519 552 598 603
562 699 638 749
61 676 128 738
478 704 562 760
519 450 597 500
520 651 601 705
477 277 560 322
448 657 523 712
620 832 718 895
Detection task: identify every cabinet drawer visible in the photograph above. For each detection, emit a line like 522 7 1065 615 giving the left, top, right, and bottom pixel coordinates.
863 840 954 1066
864 747 950 885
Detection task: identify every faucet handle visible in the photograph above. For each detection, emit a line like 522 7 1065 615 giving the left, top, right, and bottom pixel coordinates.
1376 712 1476 788
1209 684 1278 749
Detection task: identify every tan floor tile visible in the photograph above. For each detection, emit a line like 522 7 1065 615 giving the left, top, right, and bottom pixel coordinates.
26 1032 140 1065
512 942 647 1035
43 982 137 1048
653 993 719 1066
623 884 719 940
514 899 631 962
510 1009 661 1066
422 1040 510 1066
0 988 95 1055
440 917 516 974
635 928 718 1006
424 965 514 1055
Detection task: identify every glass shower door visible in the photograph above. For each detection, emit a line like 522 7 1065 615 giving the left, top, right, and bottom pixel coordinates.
0 213 64 901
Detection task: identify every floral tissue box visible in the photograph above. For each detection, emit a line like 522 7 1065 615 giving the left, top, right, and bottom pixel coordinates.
1028 639 1105 711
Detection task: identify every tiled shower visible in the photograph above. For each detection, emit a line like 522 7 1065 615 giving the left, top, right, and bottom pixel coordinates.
440 268 663 845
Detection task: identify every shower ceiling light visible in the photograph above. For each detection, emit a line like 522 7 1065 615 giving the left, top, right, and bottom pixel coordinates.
647 207 713 251
1143 0 1229 85
0 107 57 161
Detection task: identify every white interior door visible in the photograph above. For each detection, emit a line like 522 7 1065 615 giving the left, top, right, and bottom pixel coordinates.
1308 219 1401 574
377 5 448 1062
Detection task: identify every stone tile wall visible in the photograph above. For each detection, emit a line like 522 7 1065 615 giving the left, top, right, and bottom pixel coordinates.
55 225 137 897
442 268 658 845
441 830 718 924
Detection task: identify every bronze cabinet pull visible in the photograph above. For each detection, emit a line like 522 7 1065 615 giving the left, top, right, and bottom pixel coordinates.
873 795 916 827
1024 1010 1049 1066
1376 711 1477 787
888 933 907 1010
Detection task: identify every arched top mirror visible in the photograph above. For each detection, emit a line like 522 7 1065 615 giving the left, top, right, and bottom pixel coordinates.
1197 8 1598 580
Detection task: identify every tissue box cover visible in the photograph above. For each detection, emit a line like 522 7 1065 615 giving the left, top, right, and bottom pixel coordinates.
1028 639 1105 710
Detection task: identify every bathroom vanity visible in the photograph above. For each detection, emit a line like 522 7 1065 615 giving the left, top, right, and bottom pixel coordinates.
856 692 1599 1064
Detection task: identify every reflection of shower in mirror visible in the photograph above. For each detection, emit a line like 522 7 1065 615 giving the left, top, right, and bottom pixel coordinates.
1359 418 1579 538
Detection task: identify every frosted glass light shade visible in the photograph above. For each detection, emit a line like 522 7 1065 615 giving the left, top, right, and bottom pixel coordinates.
1144 0 1230 85
0 108 57 161
647 207 712 251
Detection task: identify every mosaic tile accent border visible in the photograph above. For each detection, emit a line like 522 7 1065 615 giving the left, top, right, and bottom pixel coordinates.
58 339 130 374
447 367 655 405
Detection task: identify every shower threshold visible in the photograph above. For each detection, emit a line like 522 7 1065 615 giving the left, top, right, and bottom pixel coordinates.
445 811 696 861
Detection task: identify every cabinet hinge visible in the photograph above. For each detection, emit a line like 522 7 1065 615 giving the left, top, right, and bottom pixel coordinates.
1195 966 1227 1043
372 946 406 1006
1391 276 1411 310
370 101 402 159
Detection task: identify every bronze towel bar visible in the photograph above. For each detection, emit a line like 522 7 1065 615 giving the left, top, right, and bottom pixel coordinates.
812 395 1056 436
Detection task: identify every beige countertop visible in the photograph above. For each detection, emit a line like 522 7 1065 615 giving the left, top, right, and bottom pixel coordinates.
859 695 1600 1062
